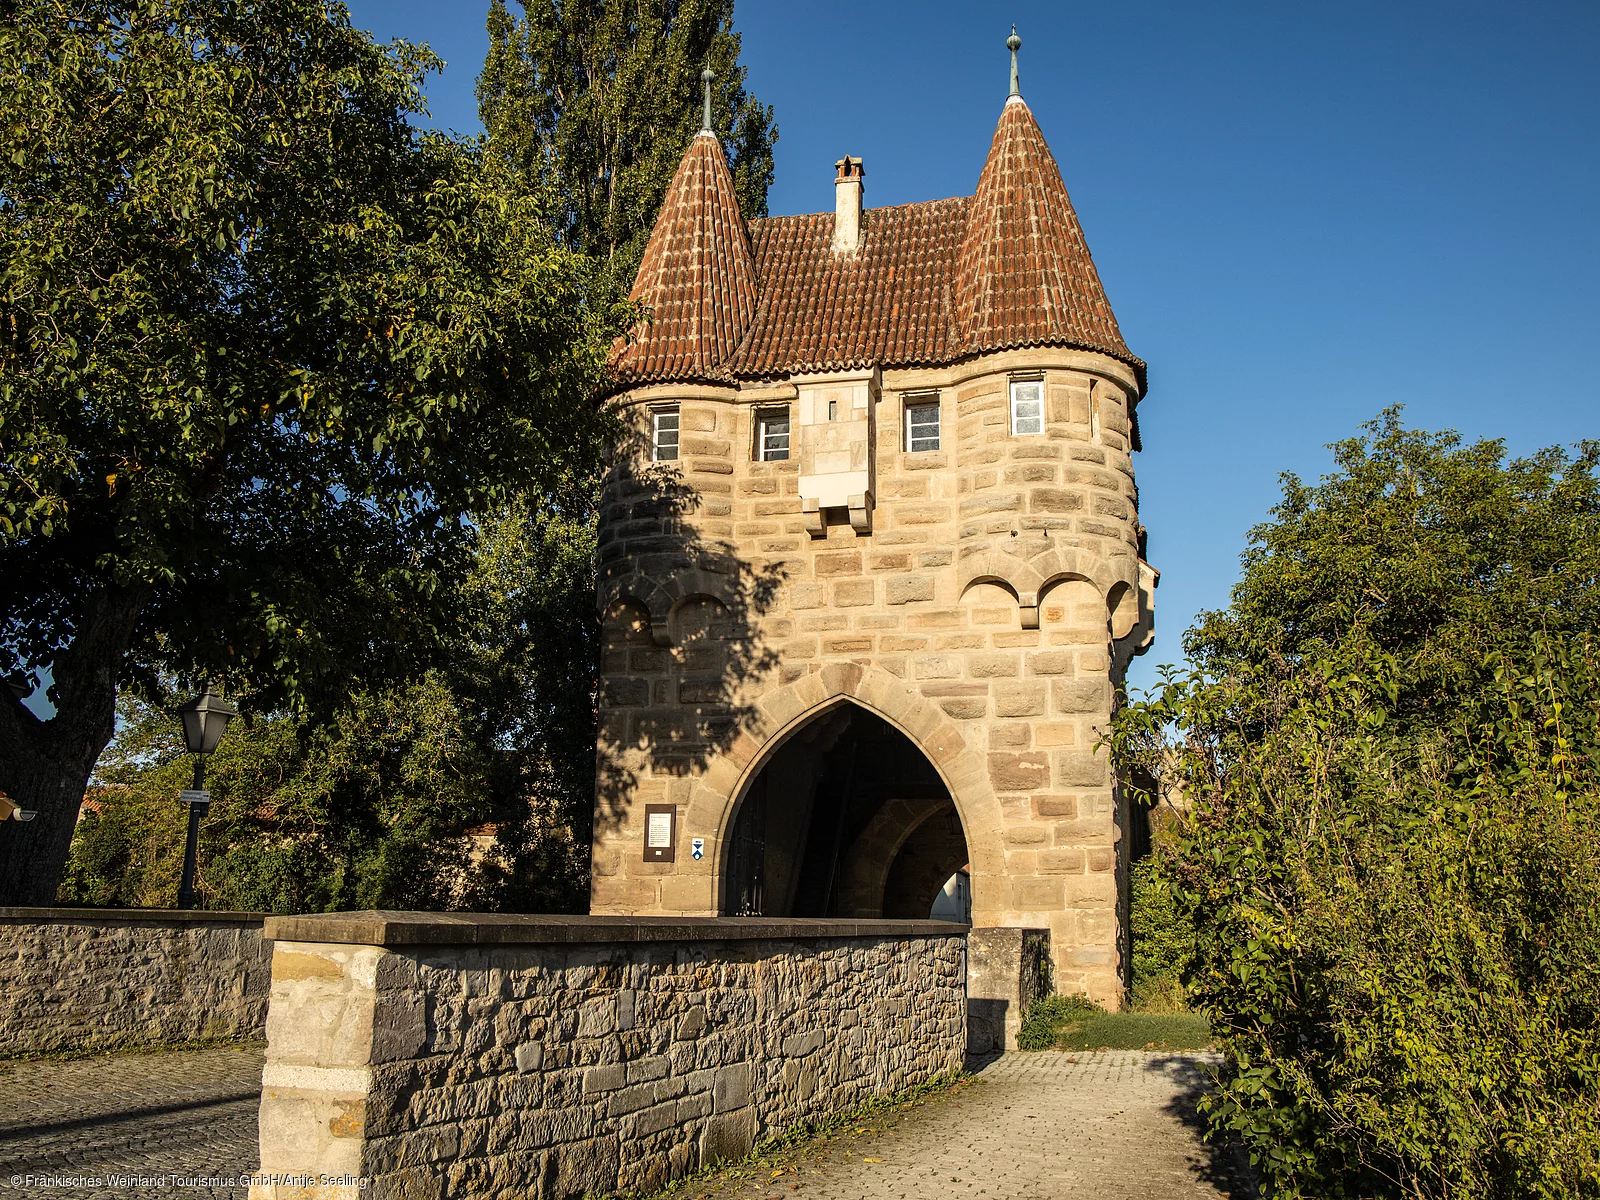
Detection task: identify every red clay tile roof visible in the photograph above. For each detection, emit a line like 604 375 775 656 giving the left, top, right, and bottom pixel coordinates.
726 196 968 377
956 97 1138 378
610 100 1144 396
612 132 759 386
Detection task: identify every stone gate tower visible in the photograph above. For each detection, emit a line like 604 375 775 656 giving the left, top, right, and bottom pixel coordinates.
589 39 1156 1005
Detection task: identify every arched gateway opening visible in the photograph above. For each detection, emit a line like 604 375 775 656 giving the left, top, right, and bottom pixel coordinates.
721 702 970 920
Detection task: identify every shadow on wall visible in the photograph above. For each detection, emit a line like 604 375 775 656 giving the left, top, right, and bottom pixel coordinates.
592 445 783 842
588 433 980 920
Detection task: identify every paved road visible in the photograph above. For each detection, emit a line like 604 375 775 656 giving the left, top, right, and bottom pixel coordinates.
0 1046 263 1200
0 1047 1250 1200
684 1051 1254 1200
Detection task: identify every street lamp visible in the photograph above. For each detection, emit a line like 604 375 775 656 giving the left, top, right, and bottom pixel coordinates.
174 686 236 909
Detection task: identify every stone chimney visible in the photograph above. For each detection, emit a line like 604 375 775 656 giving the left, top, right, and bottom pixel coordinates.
831 156 865 255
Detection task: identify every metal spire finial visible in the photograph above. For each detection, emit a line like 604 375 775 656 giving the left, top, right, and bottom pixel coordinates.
1007 26 1022 98
701 67 714 133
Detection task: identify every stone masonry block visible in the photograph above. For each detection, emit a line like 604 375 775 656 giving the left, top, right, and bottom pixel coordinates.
1028 488 1084 514
781 1029 826 1057
515 1042 544 1073
583 1064 626 1093
834 579 875 606
989 723 1029 748
912 655 962 680
1038 848 1086 874
814 552 863 577
701 1109 756 1165
1027 651 1075 676
993 683 1047 717
885 575 936 604
1015 877 1065 910
788 583 827 610
1053 680 1108 714
988 752 1049 791
968 653 1020 679
1033 722 1076 748
940 698 987 719
712 1063 751 1113
1035 795 1078 818
1055 753 1107 787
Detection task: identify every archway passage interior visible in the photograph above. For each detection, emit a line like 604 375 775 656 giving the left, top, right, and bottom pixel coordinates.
722 704 970 920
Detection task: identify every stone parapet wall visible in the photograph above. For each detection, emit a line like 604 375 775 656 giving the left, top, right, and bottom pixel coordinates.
253 912 967 1200
0 907 270 1056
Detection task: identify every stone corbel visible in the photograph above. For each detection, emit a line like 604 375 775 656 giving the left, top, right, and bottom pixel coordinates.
802 498 825 539
1017 589 1040 630
847 492 873 536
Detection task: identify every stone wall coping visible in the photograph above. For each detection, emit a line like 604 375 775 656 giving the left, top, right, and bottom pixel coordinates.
263 910 971 948
0 906 267 926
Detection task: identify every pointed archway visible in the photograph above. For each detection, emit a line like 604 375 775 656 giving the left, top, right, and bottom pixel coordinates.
679 663 1004 921
720 703 965 918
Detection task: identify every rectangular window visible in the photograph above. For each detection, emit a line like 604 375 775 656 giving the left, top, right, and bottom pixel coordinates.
1010 380 1044 436
757 408 790 461
905 398 941 452
651 407 680 461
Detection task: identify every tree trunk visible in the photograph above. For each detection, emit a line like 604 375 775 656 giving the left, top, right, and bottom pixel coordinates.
0 584 147 906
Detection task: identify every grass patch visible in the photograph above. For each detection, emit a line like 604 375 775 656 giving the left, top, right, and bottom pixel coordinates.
1053 1011 1212 1051
625 1069 970 1200
1019 993 1213 1052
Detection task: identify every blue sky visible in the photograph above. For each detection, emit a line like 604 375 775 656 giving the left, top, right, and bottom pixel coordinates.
348 0 1599 695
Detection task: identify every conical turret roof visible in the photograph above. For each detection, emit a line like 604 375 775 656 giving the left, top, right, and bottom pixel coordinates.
611 132 758 386
955 96 1140 379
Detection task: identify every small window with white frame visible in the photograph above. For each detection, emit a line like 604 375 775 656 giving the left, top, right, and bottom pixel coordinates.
756 407 790 461
651 406 680 461
904 395 941 452
1010 378 1044 436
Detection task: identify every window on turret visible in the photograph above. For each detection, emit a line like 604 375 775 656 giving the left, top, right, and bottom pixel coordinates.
905 396 941 452
651 407 680 461
1010 380 1044 435
756 408 790 461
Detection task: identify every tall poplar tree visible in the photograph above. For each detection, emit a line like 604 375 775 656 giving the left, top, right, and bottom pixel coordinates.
477 0 776 287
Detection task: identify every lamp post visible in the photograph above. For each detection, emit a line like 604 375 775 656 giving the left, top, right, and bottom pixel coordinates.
174 686 236 910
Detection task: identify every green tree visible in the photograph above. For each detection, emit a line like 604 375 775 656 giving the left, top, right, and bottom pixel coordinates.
1186 409 1600 719
1110 414 1600 1196
477 0 776 284
62 490 606 914
0 0 623 905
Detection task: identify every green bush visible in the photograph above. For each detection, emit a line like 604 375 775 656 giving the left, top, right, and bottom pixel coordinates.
1109 418 1600 1196
1128 854 1193 1012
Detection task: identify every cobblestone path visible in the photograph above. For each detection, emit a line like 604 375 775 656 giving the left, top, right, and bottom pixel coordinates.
0 1045 264 1200
682 1051 1255 1200
0 1047 1250 1199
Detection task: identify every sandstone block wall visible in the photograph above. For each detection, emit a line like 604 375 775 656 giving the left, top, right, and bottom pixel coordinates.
253 913 966 1200
0 908 270 1056
593 346 1155 1005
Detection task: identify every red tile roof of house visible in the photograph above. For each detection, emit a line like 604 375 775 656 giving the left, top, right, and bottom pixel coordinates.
611 98 1144 396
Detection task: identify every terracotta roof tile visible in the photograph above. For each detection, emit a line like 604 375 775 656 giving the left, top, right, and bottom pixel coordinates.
726 197 968 378
611 132 758 386
955 97 1141 386
611 99 1144 396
